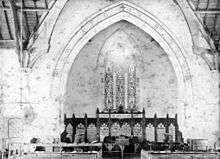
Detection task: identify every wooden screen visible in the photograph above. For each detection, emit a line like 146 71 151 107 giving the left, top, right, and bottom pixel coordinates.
62 108 180 143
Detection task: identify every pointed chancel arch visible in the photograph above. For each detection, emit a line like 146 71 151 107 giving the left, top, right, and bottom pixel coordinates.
47 1 193 127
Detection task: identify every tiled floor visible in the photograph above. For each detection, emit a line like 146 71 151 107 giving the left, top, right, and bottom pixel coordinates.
103 154 140 159
104 156 140 159
2 155 141 159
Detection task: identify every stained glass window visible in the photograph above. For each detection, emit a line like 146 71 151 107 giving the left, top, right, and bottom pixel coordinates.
104 64 137 111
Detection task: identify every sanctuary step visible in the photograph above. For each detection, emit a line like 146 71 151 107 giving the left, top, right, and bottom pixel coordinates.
104 155 140 159
7 143 102 159
8 152 101 159
141 150 219 159
103 153 140 159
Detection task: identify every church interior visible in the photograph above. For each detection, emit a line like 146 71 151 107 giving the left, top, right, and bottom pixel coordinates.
0 0 219 159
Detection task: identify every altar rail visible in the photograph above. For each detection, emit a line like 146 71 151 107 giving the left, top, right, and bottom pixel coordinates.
62 108 181 144
8 143 102 159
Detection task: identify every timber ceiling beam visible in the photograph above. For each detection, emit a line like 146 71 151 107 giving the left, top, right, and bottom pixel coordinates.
1 1 13 40
194 9 220 14
33 0 39 24
7 0 22 64
0 6 49 12
21 0 30 39
44 0 48 9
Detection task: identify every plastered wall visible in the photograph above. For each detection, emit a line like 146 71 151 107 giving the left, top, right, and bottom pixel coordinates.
0 0 218 146
65 21 178 117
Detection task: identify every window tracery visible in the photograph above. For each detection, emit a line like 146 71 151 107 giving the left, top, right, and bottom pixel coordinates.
104 62 137 111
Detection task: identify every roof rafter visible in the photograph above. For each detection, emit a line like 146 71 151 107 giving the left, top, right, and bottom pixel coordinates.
7 0 22 64
44 0 48 9
213 1 220 36
0 6 49 12
203 0 210 27
33 0 39 25
21 0 31 38
1 1 13 39
190 0 220 53
194 9 220 14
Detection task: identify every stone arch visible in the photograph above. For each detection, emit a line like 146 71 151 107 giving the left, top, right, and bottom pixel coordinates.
48 1 193 127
